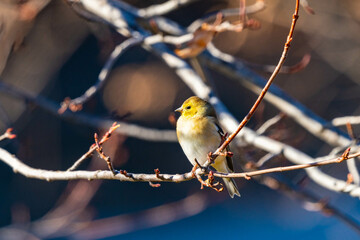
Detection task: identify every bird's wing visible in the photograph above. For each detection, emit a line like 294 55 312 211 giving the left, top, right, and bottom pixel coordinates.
214 121 235 172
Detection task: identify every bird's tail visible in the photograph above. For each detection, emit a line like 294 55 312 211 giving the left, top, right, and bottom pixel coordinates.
222 177 240 198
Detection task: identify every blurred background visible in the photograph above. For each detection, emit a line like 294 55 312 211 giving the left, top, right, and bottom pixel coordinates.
0 0 360 239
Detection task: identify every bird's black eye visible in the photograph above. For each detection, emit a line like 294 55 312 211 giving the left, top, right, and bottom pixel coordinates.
185 106 191 110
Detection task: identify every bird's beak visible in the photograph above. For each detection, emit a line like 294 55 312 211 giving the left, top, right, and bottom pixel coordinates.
175 107 183 113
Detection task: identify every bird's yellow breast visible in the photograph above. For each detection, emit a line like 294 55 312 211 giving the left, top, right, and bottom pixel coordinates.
176 116 221 165
177 116 218 139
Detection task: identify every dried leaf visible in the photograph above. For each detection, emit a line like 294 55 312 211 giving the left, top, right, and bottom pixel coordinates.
175 29 216 58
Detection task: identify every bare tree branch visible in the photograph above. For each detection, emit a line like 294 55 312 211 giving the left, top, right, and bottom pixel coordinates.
332 116 360 127
59 37 143 113
0 81 177 142
75 0 360 196
2 73 359 195
0 128 16 141
0 144 359 193
138 0 199 18
67 123 120 171
204 43 351 147
215 148 356 179
256 113 284 135
108 0 352 150
81 0 352 151
1 1 359 239
347 158 360 185
187 0 266 32
212 0 300 156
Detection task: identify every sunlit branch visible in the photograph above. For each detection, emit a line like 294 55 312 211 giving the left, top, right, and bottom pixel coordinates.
204 43 351 147
187 0 266 32
332 116 360 127
138 0 199 18
0 145 358 196
212 0 300 159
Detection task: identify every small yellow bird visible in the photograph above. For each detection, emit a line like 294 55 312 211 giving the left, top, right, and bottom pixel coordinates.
176 96 240 198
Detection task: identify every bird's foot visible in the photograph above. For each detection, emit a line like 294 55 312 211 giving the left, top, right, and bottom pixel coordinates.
195 170 224 192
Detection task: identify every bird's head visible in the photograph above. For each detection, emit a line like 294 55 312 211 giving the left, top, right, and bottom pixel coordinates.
175 96 216 119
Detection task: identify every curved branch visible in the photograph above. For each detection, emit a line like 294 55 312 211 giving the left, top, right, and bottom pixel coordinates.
0 81 177 142
59 37 143 113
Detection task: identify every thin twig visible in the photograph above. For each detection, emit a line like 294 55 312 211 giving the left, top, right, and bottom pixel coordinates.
67 123 120 171
94 133 116 175
214 148 356 179
212 0 300 157
346 122 357 140
0 128 16 141
59 37 143 113
344 123 360 185
256 113 285 135
187 0 265 32
239 0 246 24
204 43 350 147
244 53 311 74
255 153 280 168
0 81 177 142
